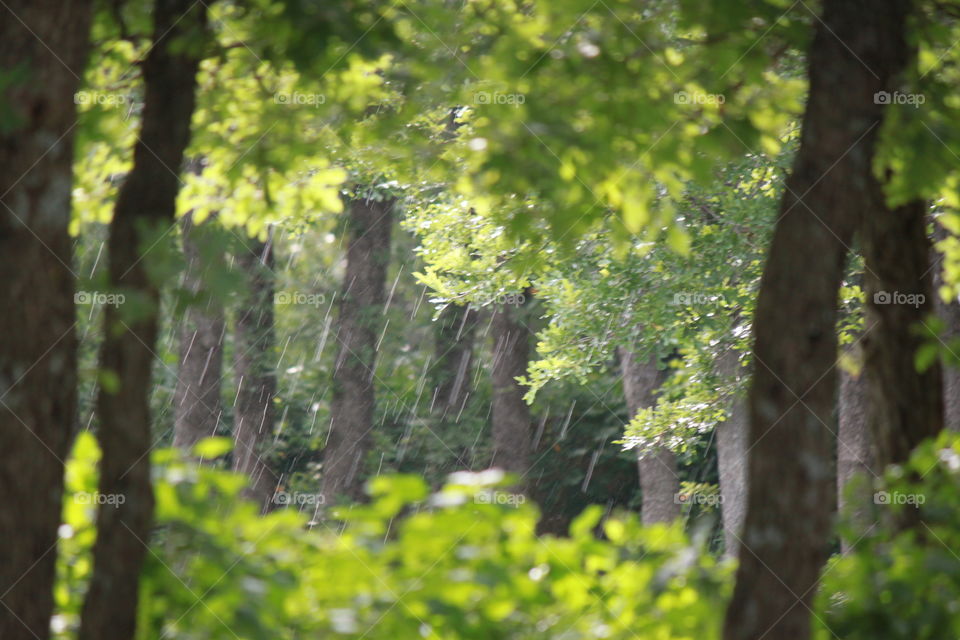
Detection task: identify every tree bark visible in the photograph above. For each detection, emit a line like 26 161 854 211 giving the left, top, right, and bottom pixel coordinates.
232 232 278 512
836 347 876 553
432 303 479 421
0 3 92 638
716 347 748 558
173 211 225 452
79 2 207 638
724 3 915 639
321 197 394 502
619 347 679 525
490 296 533 479
862 199 942 468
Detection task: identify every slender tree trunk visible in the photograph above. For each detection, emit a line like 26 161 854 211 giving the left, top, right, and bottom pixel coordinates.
619 347 679 525
490 296 533 479
432 303 479 420
837 347 875 553
79 2 207 638
932 221 960 431
716 347 747 558
862 199 942 468
321 197 394 502
232 232 278 512
724 3 914 638
173 211 225 452
0 3 92 638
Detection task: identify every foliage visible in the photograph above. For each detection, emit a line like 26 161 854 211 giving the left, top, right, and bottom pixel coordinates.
56 435 731 639
818 431 960 639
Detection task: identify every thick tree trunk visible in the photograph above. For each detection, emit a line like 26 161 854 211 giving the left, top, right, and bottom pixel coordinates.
432 303 479 421
862 200 942 467
932 222 960 431
0 3 92 638
716 347 747 558
837 348 876 553
321 197 394 502
173 212 225 452
232 232 278 512
490 297 533 479
619 347 679 525
724 3 914 639
79 2 207 638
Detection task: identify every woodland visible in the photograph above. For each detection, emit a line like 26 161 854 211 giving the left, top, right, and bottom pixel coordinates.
2 0 960 638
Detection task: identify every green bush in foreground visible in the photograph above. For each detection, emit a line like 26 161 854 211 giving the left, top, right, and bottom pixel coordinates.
57 431 960 639
56 433 729 639
818 431 960 640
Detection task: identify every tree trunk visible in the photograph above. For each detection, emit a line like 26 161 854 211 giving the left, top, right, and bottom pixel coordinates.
932 221 960 431
862 199 942 468
321 197 394 502
79 2 207 638
716 347 747 558
490 296 533 479
724 3 914 639
0 3 92 639
837 347 876 553
173 212 225 452
432 303 479 421
619 347 679 525
232 232 278 512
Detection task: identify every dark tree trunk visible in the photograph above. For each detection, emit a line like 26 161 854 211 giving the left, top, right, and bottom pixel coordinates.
173 212 225 452
619 347 679 524
79 2 207 638
432 303 479 421
862 199 942 468
490 296 533 479
716 347 747 558
837 347 876 553
724 3 915 638
232 232 278 512
321 197 394 502
0 3 92 638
